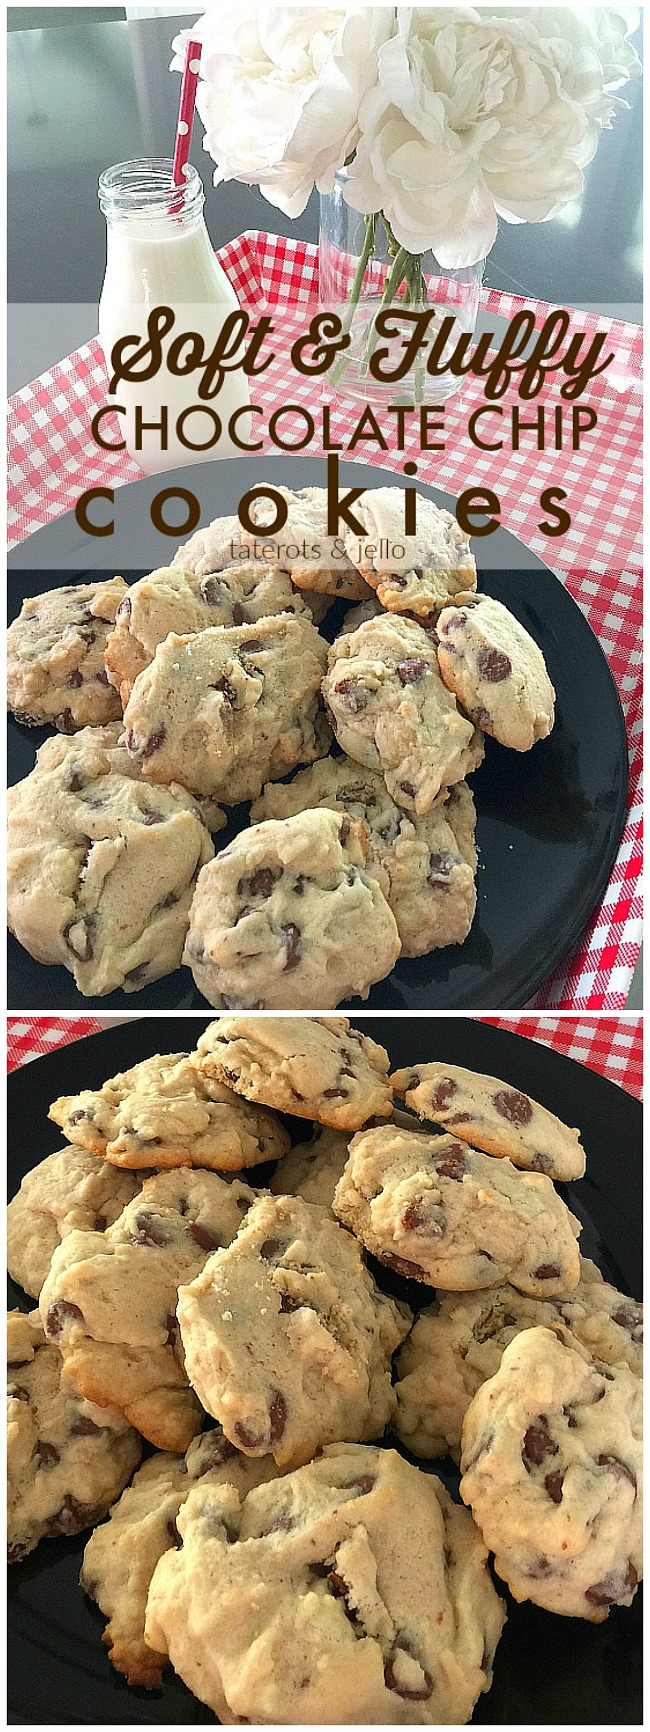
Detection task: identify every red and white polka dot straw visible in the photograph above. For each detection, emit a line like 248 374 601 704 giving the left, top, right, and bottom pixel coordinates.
172 37 202 185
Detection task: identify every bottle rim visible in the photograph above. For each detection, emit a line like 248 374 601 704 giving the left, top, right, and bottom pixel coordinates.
98 158 204 219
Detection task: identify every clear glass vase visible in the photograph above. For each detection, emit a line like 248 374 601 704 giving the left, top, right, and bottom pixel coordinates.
319 169 484 408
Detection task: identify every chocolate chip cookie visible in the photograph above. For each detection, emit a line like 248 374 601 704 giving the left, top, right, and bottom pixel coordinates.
437 594 555 750
80 1428 280 1687
323 614 483 815
32 720 226 836
333 1123 581 1295
177 1193 411 1469
122 613 330 804
144 1442 505 1724
7 725 216 998
271 1125 351 1211
49 1052 289 1172
7 578 127 732
104 562 314 708
7 1309 141 1563
391 1061 585 1180
460 1326 642 1620
7 1145 139 1299
39 1168 256 1451
394 1257 642 1461
251 755 477 957
174 488 370 599
344 486 477 618
194 1015 393 1131
183 808 401 1009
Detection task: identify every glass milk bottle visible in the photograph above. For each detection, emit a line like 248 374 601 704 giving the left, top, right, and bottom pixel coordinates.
98 159 250 473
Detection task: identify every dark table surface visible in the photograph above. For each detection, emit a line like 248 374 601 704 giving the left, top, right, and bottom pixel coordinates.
8 8 643 320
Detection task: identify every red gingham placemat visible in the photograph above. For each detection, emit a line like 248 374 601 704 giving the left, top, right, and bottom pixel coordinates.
7 234 642 1010
7 1014 641 1100
479 1015 642 1100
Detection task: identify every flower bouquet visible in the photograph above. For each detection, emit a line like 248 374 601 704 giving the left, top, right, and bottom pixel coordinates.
173 6 640 403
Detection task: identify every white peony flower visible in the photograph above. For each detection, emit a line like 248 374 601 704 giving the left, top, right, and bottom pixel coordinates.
344 5 640 265
171 6 393 217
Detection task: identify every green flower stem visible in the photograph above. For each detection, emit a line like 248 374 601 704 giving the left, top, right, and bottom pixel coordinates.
329 212 377 387
327 208 432 400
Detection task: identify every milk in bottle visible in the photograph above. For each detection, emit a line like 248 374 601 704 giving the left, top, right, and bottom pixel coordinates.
98 159 250 473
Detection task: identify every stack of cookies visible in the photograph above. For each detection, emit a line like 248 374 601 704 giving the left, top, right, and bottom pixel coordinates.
7 482 555 1007
7 1017 642 1724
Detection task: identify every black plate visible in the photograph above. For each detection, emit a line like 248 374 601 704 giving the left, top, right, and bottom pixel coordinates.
7 1015 642 1725
7 461 628 1010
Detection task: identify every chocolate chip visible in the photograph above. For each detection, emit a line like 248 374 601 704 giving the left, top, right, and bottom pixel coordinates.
140 726 166 758
323 1086 348 1100
131 1212 170 1248
124 962 150 984
396 657 428 685
388 573 408 589
36 1440 60 1466
334 678 368 712
280 1293 302 1314
43 1496 86 1538
233 1420 264 1450
63 918 95 963
544 1470 564 1504
378 1249 427 1280
237 867 279 899
232 601 246 625
67 1108 87 1125
117 595 132 620
471 704 492 729
269 1389 287 1444
478 647 512 682
96 668 110 685
46 1300 83 1337
494 1088 533 1126
188 1221 222 1252
200 576 223 606
167 1519 183 1548
193 1431 238 1474
523 1420 558 1468
347 1473 376 1495
534 1264 561 1281
399 781 416 798
268 1513 294 1534
260 1239 289 1265
401 1197 446 1233
282 924 301 970
585 1566 637 1607
240 637 263 653
384 1639 433 1702
212 674 237 706
427 851 456 886
597 1454 637 1490
143 810 166 826
63 766 85 793
70 1415 104 1437
611 1303 642 1340
54 708 77 733
13 710 43 727
67 670 83 688
432 1144 467 1180
166 1314 180 1347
